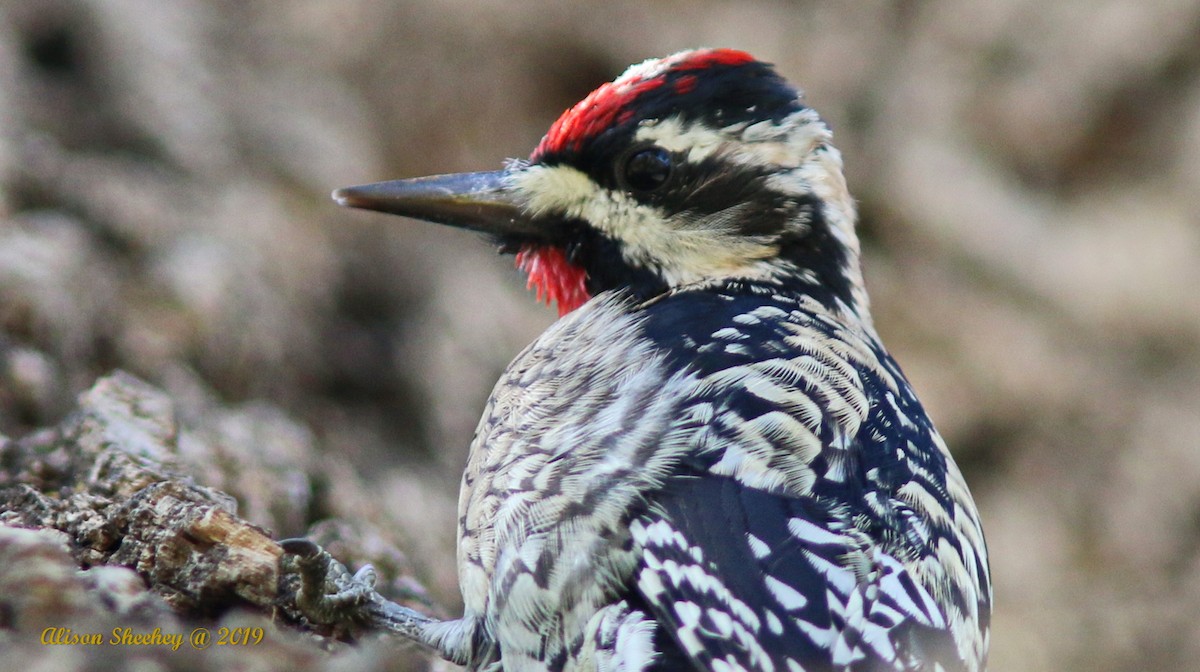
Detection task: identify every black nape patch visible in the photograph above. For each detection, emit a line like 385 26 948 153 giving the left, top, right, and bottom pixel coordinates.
777 198 855 308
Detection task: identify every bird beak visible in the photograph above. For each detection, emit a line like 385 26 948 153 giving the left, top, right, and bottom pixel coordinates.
332 169 544 238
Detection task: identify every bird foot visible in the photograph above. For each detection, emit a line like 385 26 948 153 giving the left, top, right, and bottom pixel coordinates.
280 537 436 639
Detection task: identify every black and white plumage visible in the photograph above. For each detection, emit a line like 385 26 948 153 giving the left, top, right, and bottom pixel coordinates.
288 49 991 672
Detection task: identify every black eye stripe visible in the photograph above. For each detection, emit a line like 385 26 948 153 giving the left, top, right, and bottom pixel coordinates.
620 146 672 193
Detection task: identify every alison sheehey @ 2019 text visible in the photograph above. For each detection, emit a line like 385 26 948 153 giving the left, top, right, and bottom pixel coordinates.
42 626 185 651
38 625 267 651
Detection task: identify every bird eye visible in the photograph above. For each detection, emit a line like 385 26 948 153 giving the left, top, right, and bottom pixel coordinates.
621 147 672 193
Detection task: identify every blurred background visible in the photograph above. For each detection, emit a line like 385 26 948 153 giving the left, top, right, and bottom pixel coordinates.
0 1 1198 670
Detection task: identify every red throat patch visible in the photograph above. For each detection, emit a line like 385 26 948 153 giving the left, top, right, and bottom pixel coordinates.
515 245 591 316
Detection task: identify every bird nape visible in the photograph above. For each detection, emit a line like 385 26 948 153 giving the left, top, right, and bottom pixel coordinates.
287 48 991 672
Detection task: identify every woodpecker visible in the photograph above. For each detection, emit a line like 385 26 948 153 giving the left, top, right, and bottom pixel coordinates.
285 49 991 672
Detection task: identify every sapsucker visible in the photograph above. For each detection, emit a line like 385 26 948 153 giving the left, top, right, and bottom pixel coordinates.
285 49 991 672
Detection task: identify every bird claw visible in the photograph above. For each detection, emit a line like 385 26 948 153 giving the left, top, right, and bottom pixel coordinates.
281 537 382 625
280 536 440 645
279 537 321 558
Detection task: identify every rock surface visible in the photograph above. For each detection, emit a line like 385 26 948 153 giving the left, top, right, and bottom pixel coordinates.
0 372 441 670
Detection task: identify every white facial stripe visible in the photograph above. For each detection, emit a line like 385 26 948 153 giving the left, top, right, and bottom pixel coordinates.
509 164 784 287
507 163 599 219
507 107 861 299
613 207 783 287
508 163 670 252
634 108 830 169
634 117 731 164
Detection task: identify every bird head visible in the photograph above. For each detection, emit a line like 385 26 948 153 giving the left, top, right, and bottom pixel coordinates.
335 49 868 320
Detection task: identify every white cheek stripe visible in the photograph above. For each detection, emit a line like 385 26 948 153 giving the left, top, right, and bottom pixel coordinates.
511 164 785 287
505 108 862 298
508 164 599 219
